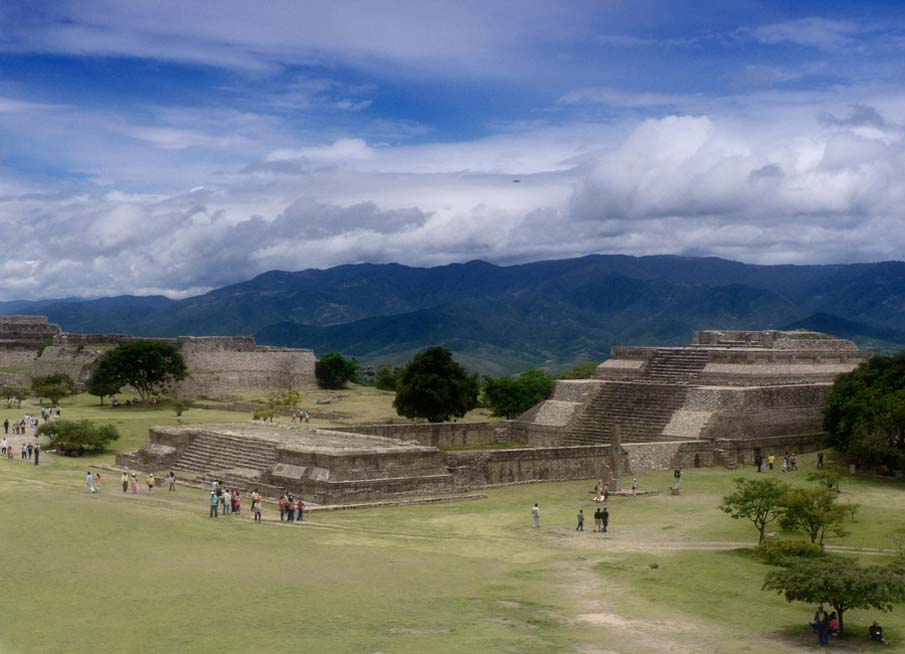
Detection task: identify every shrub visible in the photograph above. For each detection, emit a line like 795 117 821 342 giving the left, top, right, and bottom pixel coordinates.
755 539 825 566
36 419 120 455
315 352 359 389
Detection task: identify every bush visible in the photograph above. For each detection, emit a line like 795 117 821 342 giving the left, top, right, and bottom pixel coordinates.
754 539 826 566
374 364 401 391
36 419 120 455
482 369 553 418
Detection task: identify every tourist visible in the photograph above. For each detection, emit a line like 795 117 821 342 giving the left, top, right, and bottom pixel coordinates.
86 471 96 494
601 507 609 533
531 503 540 528
593 508 602 532
33 443 40 465
767 453 775 470
221 489 230 515
791 453 798 471
232 490 241 514
632 477 638 496
209 491 219 518
94 471 101 492
252 489 262 523
168 471 176 492
755 454 763 472
297 497 304 522
21 443 27 459
813 605 829 645
594 488 604 503
1 435 7 453
147 473 155 494
130 473 139 494
287 496 295 522
2 418 7 434
576 509 584 532
6 444 12 461
279 494 287 521
603 483 609 503
817 452 824 469
26 442 33 460
122 471 129 493
869 620 890 645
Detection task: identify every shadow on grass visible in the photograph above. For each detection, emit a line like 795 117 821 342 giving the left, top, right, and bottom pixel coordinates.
772 623 887 652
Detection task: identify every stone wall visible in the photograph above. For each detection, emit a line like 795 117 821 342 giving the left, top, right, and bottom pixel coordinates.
446 445 612 486
0 316 61 344
175 345 316 398
332 422 515 448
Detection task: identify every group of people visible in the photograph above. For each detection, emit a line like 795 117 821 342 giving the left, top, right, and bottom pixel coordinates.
812 605 890 646
754 451 801 473
39 406 61 422
4 414 39 435
115 470 165 494
278 492 305 522
1 437 40 464
290 410 311 423
208 481 263 522
575 507 610 532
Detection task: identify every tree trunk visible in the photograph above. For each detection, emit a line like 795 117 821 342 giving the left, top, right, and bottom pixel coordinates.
835 604 845 636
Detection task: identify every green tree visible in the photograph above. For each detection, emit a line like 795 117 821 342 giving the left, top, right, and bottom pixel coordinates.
780 486 849 548
374 364 401 391
394 346 479 423
763 558 905 635
482 369 554 419
0 385 29 408
720 477 790 544
31 373 76 405
315 352 359 389
86 358 121 405
36 419 120 455
93 341 187 402
824 353 905 466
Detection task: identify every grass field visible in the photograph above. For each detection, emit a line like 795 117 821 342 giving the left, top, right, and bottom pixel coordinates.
1 395 904 653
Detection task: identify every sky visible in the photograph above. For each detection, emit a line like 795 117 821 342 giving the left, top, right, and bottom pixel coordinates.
2 1 905 300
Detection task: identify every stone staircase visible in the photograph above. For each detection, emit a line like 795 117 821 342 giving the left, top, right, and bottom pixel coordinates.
562 382 689 445
714 448 738 470
174 431 279 475
642 348 710 383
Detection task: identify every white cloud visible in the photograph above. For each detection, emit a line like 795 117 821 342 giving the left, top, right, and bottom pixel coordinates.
753 17 860 50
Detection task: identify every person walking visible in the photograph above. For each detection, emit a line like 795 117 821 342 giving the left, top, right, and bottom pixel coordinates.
817 452 824 469
27 442 33 460
601 507 609 533
168 471 176 492
121 471 129 493
286 497 295 522
252 489 262 523
86 471 96 494
130 473 139 494
147 473 155 494
1 435 7 454
21 443 27 460
813 605 829 645
3 418 7 434
232 490 241 515
209 491 219 518
767 453 775 470
94 471 101 492
221 490 229 515
631 478 638 497
531 503 540 528
594 508 602 532
33 443 40 465
576 509 584 531
297 497 304 522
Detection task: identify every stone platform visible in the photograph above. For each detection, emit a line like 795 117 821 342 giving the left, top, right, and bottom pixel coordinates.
118 423 454 504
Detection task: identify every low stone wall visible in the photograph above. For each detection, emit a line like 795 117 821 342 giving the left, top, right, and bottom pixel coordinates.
332 422 513 448
714 433 824 466
176 347 316 398
623 441 717 474
446 445 612 486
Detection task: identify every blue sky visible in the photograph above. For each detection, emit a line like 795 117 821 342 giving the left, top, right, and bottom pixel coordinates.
1 1 905 299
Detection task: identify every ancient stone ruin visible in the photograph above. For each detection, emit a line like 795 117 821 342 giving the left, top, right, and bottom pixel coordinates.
0 316 316 397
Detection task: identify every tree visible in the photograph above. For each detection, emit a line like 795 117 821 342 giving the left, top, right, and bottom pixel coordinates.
36 419 120 455
268 389 300 413
374 364 401 391
780 486 849 548
763 558 905 635
394 346 479 423
824 353 905 467
93 341 187 402
86 358 121 405
0 385 29 408
720 477 790 544
315 352 359 389
31 373 76 405
482 369 554 419
556 361 599 380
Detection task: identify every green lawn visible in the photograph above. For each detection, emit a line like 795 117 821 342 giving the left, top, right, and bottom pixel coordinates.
2 394 904 652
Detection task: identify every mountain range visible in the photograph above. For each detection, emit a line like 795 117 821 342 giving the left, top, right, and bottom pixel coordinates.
3 254 905 375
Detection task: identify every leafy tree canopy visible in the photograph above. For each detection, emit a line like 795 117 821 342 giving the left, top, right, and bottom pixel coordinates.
315 352 359 389
763 558 905 635
720 477 790 544
393 346 479 423
31 373 76 404
779 485 850 548
482 369 553 419
374 364 401 391
556 361 599 380
824 353 905 466
0 385 29 408
86 357 122 405
93 341 187 402
37 419 120 455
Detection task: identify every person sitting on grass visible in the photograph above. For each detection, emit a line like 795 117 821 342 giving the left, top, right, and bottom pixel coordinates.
828 612 840 635
869 621 890 645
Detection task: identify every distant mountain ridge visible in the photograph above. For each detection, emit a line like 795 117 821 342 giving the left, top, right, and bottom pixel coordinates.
3 254 904 374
